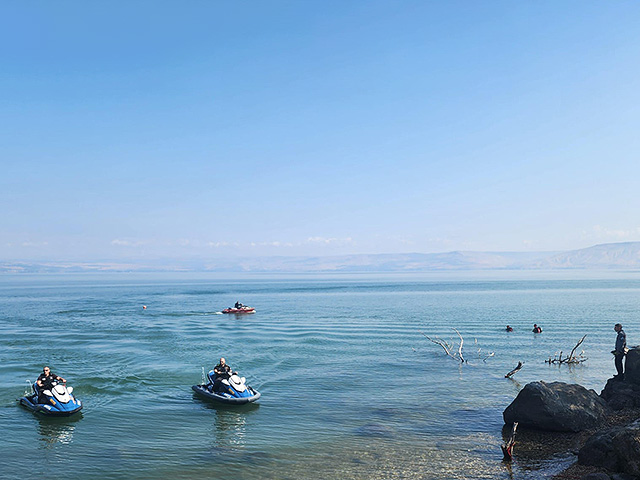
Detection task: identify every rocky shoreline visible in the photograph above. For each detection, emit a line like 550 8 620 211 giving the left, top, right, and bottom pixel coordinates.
502 348 640 479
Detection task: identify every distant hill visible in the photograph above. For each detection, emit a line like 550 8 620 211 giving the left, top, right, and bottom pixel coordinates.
3 242 640 273
0 251 551 273
223 251 551 272
531 242 640 269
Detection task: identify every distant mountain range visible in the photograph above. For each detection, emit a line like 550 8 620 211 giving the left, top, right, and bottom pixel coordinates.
4 242 640 273
531 242 640 269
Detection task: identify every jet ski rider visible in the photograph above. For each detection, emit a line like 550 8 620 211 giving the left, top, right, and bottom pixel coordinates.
212 357 237 392
36 366 66 401
234 301 244 309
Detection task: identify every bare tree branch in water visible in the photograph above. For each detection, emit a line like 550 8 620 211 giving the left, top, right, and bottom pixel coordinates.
505 361 524 378
420 329 491 364
420 331 457 360
501 422 518 461
454 328 465 363
474 338 496 362
545 335 588 364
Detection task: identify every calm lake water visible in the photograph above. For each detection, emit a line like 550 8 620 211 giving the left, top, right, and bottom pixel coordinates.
1 271 638 479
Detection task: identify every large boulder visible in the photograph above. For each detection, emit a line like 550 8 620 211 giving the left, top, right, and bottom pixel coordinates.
503 381 608 432
599 347 640 410
578 419 640 475
600 377 640 410
624 347 640 385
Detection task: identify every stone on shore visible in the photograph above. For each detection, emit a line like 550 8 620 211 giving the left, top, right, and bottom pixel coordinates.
580 474 612 480
621 347 640 385
600 347 640 410
503 381 608 432
578 419 640 476
600 378 640 410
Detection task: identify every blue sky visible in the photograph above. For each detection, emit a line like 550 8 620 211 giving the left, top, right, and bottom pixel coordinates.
2 1 640 261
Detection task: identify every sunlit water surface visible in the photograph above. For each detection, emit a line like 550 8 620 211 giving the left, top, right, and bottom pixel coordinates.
1 272 638 479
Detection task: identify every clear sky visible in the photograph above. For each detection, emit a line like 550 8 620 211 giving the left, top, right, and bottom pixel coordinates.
2 1 640 262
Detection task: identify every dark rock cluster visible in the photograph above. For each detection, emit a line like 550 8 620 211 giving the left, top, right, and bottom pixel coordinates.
600 377 640 410
503 347 640 480
600 349 640 410
578 419 640 476
623 348 640 385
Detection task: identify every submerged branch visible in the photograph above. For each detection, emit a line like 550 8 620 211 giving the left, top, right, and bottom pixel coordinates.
453 328 466 363
421 328 470 363
567 334 587 362
546 335 588 364
501 422 518 462
505 361 524 378
420 331 456 360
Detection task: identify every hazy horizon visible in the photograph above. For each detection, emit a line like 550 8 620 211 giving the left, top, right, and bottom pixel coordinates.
6 241 640 274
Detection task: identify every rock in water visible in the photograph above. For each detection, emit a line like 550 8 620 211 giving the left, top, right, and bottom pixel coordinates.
578 419 640 475
503 381 608 432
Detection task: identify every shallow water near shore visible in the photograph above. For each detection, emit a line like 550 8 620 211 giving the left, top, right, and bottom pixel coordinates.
1 271 638 479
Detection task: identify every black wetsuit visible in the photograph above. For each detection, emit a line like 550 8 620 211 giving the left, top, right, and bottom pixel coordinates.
36 372 60 402
37 372 59 390
212 363 232 391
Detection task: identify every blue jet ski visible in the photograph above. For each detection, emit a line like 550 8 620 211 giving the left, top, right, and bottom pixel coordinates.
20 381 82 416
192 370 260 405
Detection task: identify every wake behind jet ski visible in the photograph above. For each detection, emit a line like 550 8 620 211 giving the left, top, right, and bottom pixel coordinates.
192 358 260 405
19 367 82 416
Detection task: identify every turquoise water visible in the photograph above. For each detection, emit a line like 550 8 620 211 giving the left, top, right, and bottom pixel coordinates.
1 272 638 479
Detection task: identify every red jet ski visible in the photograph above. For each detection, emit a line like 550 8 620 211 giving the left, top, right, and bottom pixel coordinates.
222 306 255 314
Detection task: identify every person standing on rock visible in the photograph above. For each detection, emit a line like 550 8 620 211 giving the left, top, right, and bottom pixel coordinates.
613 323 627 381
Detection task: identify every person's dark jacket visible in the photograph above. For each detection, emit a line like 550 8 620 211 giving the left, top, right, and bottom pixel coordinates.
37 372 60 390
214 363 231 378
615 329 627 354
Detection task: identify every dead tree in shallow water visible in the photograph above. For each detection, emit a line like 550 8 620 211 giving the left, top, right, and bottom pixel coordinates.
545 335 588 364
474 338 495 362
454 329 465 363
501 422 518 461
420 329 465 363
420 329 496 363
505 361 524 378
420 331 459 361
